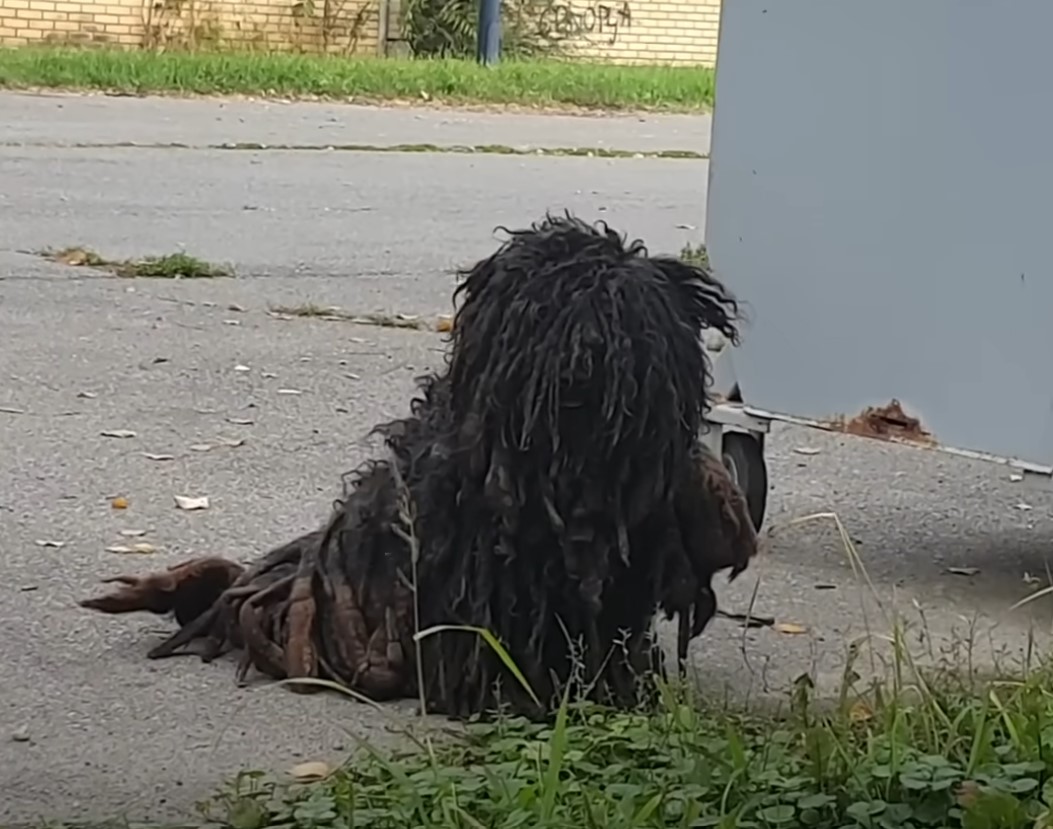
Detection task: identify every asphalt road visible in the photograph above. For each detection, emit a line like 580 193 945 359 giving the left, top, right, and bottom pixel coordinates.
2 91 1052 824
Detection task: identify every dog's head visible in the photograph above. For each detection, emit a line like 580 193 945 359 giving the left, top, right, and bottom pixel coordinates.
444 213 743 502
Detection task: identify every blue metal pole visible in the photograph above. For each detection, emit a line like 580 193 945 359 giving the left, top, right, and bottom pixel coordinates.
477 0 501 65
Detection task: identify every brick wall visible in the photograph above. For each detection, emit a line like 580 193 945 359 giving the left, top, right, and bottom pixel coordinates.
0 0 382 53
535 0 721 66
0 0 718 65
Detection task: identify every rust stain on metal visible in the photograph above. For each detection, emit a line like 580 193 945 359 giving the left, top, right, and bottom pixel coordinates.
826 399 936 445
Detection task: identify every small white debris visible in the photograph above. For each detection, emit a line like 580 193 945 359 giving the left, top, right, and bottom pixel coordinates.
142 452 175 461
946 566 980 577
1016 502 1033 511
226 417 255 425
174 495 210 511
234 364 251 373
1009 473 1024 482
34 539 66 549
105 543 157 554
793 447 822 456
277 388 303 395
119 529 147 538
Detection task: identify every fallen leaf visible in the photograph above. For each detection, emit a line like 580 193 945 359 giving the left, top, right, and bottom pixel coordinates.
793 447 822 456
54 247 92 266
435 315 453 333
1023 572 1041 585
174 495 210 511
189 443 214 452
77 391 98 399
848 701 872 722
261 372 277 379
101 429 137 439
234 364 251 373
34 539 66 549
226 417 255 425
947 566 980 577
216 437 246 448
955 780 981 809
119 529 147 537
142 452 175 461
0 406 26 414
277 388 303 395
289 761 332 782
345 373 361 381
773 622 808 635
111 496 129 510
228 303 246 312
105 543 157 554
11 725 30 743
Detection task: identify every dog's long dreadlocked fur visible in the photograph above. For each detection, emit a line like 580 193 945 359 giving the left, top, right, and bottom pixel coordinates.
80 214 758 719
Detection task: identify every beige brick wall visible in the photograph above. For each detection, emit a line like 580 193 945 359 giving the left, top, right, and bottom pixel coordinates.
0 0 381 54
536 0 721 66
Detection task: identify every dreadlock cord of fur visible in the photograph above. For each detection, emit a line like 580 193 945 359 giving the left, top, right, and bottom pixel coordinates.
78 212 758 720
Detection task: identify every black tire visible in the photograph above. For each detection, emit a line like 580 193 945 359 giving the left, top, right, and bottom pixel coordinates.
721 431 768 532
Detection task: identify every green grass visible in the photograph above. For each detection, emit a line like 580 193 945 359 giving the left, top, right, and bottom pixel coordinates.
0 47 715 111
194 662 1053 829
182 512 1053 829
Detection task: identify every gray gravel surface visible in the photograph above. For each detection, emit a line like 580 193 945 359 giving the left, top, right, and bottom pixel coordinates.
1 91 1052 825
0 90 712 152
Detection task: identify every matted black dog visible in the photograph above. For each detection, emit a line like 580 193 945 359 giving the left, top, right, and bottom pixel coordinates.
81 214 758 719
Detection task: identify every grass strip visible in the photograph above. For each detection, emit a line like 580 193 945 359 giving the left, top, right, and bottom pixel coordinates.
0 47 715 111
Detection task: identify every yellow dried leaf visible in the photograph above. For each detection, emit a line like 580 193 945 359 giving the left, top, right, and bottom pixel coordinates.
849 701 872 722
111 496 129 510
773 622 808 635
288 761 331 782
435 315 454 333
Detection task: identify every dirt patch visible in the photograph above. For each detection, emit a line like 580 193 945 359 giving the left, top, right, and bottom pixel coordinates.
827 399 936 445
268 303 453 333
42 246 233 279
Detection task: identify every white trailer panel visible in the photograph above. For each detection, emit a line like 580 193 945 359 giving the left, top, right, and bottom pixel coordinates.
704 0 1053 476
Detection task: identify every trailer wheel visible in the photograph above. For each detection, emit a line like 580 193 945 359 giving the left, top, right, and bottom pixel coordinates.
721 431 768 532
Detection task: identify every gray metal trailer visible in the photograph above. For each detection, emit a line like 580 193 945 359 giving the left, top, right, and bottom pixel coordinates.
700 0 1053 531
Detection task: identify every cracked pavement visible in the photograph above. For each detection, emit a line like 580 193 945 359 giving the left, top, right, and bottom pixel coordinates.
2 90 1052 825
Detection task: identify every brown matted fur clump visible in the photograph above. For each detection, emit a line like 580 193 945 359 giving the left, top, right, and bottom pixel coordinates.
80 213 758 720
